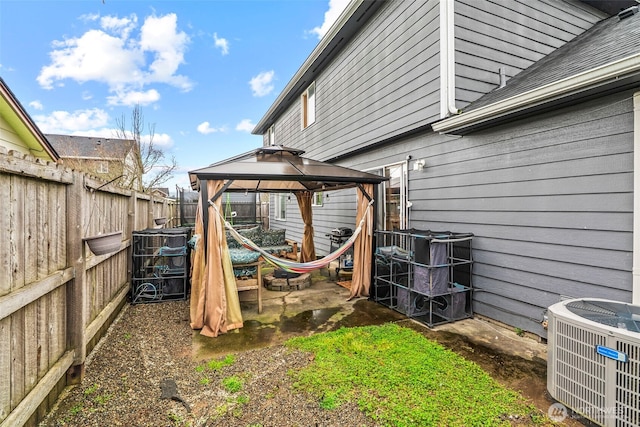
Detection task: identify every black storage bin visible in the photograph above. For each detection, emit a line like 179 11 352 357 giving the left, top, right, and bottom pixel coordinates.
374 229 473 327
131 228 191 304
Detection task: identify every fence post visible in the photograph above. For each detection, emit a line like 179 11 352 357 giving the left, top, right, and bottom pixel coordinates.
65 171 86 383
148 194 154 229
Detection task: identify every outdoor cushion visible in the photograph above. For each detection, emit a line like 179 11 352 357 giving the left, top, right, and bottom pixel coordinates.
262 229 286 246
239 227 262 245
228 248 261 264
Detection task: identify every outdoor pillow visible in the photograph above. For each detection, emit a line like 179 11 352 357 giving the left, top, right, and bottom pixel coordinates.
262 229 286 246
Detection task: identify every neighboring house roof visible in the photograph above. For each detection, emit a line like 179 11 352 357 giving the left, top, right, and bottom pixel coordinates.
0 77 59 161
433 7 640 134
45 134 135 160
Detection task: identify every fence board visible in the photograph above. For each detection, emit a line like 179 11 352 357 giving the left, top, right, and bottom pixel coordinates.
37 182 49 279
0 317 10 421
10 310 25 411
0 173 9 298
10 176 25 292
24 180 38 285
24 302 38 394
37 294 49 382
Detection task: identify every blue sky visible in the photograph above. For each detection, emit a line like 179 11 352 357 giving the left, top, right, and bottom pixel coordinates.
0 0 349 193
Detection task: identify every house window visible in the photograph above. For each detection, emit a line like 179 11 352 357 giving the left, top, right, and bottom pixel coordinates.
275 193 287 220
301 82 316 129
97 161 109 174
312 192 323 207
268 125 276 145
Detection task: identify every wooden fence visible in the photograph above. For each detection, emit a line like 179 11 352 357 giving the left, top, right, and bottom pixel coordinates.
0 148 179 426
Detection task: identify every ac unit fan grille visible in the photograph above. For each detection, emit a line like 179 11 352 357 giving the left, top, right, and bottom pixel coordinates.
555 320 608 425
615 340 640 427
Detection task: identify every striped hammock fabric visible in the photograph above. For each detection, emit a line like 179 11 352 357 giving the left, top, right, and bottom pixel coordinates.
210 199 373 274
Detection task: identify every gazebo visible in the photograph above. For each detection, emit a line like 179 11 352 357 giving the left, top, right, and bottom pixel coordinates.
188 146 387 337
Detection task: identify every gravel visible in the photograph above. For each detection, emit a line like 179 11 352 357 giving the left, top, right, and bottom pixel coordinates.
40 300 375 427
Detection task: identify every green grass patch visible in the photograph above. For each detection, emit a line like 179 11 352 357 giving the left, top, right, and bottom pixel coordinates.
286 323 543 427
222 376 243 393
207 354 235 371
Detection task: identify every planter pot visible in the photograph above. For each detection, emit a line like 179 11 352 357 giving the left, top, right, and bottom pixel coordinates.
154 217 167 226
83 231 122 255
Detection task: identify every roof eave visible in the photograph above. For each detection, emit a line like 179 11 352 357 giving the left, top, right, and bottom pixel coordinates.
432 53 640 135
0 78 59 161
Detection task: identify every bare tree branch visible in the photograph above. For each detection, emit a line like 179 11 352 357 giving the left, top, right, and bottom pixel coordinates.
114 104 177 192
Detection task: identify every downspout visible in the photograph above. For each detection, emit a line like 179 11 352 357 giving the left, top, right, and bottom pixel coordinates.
633 92 640 304
440 0 457 118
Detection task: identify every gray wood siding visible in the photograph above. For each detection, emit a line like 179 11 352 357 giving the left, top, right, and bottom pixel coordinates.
336 90 634 338
454 0 606 107
269 0 441 161
270 190 358 256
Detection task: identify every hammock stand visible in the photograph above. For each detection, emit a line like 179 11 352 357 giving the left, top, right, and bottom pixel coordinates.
210 199 374 274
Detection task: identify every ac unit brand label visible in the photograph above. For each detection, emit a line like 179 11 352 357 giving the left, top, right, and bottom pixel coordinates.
595 345 628 363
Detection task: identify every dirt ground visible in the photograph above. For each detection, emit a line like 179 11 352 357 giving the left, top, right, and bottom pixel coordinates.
40 299 584 426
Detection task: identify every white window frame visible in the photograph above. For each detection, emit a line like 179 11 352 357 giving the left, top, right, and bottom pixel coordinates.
301 82 316 129
268 125 276 146
275 193 287 221
97 161 109 174
312 191 323 207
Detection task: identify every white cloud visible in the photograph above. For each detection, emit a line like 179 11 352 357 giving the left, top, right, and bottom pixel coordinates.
100 14 137 39
107 89 160 106
143 132 173 148
213 33 229 55
249 71 275 97
37 12 191 105
197 121 227 135
236 119 254 132
310 0 350 39
33 108 110 134
29 100 44 110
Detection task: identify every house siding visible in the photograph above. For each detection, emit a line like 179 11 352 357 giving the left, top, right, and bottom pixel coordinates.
0 114 31 156
454 0 606 108
341 90 633 337
266 0 605 159
269 0 441 161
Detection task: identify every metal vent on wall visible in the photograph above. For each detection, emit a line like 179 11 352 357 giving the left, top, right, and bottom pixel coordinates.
547 298 640 427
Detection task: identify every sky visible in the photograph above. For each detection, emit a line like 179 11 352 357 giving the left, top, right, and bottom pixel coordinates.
0 0 350 194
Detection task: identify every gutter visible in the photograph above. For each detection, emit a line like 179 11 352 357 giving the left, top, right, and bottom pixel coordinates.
634 92 640 305
439 0 458 118
432 53 640 134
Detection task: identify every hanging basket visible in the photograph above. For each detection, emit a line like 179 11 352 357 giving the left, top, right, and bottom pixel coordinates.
83 231 122 255
154 217 167 226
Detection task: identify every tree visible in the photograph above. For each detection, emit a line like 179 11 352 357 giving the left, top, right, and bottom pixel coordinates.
114 104 177 192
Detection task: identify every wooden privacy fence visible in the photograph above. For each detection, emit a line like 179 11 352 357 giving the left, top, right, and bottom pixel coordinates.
0 148 178 427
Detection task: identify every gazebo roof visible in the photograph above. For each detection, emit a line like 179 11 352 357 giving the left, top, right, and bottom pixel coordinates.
189 146 387 193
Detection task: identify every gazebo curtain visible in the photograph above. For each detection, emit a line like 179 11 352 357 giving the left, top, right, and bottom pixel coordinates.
190 180 243 337
190 181 377 337
295 191 316 262
350 183 374 299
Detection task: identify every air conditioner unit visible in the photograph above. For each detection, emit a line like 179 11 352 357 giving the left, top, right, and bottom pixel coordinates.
547 298 640 427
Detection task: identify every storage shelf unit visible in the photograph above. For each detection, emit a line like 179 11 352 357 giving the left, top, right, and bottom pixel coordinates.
373 229 473 327
131 228 191 304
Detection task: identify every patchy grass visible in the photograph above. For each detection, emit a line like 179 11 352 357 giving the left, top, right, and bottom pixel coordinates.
222 376 243 393
286 323 546 427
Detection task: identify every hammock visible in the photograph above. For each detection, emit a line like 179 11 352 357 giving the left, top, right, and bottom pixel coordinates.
210 199 374 274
